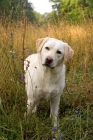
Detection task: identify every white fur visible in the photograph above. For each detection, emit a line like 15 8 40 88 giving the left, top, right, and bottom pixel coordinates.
24 37 74 127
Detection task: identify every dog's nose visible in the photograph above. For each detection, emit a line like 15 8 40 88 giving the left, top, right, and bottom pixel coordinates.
46 56 53 64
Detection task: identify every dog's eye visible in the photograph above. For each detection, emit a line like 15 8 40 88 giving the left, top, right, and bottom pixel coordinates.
57 50 61 54
45 47 50 50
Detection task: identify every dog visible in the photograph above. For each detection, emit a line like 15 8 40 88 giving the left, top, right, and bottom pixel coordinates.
24 37 74 127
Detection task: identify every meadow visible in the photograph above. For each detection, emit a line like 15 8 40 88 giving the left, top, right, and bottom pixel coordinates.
0 19 93 140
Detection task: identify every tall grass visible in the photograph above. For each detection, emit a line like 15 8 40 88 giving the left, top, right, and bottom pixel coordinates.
0 18 93 140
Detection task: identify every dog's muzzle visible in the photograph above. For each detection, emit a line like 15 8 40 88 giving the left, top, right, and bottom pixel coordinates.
43 56 54 69
45 56 53 64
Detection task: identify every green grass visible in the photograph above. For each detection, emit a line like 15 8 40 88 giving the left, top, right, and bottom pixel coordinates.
0 19 93 140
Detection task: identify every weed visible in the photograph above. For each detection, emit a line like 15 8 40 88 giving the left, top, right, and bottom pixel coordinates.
0 19 93 139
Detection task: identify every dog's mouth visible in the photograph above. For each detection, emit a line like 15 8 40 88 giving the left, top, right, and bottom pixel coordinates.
42 64 54 69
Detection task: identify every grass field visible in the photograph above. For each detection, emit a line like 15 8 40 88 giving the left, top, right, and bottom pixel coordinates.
0 19 93 140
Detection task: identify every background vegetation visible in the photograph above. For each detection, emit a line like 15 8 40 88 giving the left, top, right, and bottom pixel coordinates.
0 0 93 140
49 0 93 21
0 0 93 23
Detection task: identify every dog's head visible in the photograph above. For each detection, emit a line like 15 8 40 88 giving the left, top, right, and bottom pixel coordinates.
36 37 74 68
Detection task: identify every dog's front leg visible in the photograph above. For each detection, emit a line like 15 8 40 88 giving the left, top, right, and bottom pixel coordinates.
26 99 35 115
50 96 60 127
24 98 35 119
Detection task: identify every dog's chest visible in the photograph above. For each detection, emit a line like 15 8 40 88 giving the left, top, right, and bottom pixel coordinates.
35 71 61 100
36 86 59 100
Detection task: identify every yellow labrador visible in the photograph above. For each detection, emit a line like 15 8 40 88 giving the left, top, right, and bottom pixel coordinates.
24 37 74 127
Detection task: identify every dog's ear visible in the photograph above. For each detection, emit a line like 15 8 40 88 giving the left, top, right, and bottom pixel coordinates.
36 37 49 53
64 43 74 63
